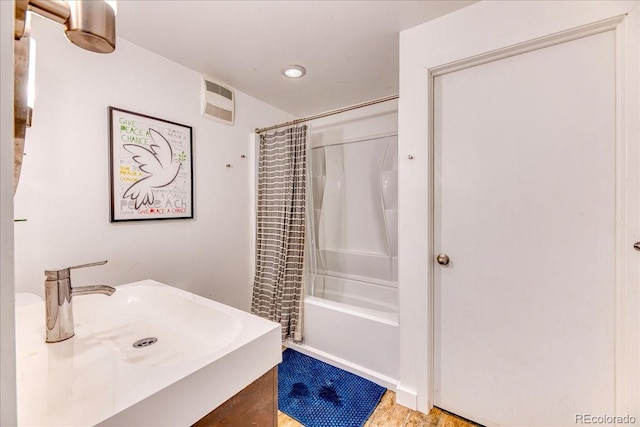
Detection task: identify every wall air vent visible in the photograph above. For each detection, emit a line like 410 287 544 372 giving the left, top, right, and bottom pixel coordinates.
201 77 234 125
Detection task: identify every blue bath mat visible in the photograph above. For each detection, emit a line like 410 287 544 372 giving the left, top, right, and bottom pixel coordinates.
278 349 386 427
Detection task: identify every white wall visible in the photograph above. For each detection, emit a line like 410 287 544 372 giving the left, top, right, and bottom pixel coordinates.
398 0 640 414
0 0 17 424
13 15 293 310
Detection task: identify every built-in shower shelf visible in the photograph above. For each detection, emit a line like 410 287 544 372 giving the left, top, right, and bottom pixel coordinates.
314 270 398 289
315 249 398 283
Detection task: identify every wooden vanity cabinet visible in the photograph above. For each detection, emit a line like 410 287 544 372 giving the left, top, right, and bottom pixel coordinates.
193 367 278 427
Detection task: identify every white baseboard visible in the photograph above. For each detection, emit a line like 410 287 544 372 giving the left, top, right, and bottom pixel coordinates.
285 342 399 391
395 384 418 411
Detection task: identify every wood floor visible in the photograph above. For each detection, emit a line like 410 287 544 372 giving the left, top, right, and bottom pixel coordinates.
278 390 478 427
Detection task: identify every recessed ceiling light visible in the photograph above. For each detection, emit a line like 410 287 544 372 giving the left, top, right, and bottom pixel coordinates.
281 65 307 78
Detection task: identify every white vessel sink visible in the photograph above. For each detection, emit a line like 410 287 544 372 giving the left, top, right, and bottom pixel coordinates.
15 280 281 426
73 285 242 367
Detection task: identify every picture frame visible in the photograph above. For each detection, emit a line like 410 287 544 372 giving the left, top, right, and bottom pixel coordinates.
108 107 193 222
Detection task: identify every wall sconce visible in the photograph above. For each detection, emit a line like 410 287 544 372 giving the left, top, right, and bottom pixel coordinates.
15 0 117 54
13 0 117 194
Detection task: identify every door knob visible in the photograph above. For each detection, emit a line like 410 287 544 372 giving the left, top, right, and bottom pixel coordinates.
634 242 640 251
436 254 450 266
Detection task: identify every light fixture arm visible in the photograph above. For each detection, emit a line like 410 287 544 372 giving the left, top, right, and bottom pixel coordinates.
14 0 70 40
26 0 70 26
14 0 28 40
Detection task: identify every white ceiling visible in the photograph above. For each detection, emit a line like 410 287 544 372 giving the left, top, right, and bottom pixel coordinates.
117 1 476 117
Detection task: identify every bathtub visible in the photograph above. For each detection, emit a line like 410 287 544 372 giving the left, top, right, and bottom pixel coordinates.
288 275 400 390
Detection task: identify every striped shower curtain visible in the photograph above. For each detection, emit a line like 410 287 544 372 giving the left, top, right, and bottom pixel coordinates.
251 125 307 342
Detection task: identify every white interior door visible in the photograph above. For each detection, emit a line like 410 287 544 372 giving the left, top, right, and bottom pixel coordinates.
433 30 617 427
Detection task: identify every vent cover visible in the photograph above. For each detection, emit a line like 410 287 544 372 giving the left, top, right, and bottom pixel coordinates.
201 77 234 125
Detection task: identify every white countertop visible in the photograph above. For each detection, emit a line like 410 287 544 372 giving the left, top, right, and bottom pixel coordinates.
15 280 281 427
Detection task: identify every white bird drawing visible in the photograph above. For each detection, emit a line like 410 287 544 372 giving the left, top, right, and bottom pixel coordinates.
122 128 182 209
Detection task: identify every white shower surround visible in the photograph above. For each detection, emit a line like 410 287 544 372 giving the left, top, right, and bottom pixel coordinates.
287 101 400 389
311 135 398 287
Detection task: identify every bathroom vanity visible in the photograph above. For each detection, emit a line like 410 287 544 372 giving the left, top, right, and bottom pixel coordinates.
14 280 281 426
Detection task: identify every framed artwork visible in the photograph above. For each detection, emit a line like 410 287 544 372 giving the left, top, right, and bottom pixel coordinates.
109 107 193 222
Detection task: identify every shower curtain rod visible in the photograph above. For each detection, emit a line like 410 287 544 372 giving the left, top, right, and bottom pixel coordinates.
254 94 399 134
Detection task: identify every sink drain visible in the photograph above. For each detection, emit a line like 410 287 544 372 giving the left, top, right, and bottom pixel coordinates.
133 337 158 348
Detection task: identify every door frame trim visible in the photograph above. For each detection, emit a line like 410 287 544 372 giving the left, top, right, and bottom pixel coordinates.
426 13 638 419
429 16 624 77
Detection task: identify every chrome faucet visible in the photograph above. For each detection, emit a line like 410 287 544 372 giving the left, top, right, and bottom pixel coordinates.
45 260 116 343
